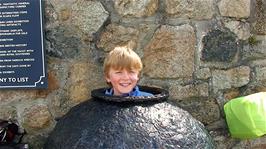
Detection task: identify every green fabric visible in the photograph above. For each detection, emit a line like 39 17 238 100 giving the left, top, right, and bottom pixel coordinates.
224 92 266 139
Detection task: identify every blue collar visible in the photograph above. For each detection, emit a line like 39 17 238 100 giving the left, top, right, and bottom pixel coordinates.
105 86 140 97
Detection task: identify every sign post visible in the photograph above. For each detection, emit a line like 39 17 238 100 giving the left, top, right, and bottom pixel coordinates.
0 0 47 89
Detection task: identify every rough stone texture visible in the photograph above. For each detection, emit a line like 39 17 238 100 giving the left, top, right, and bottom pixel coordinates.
249 59 266 68
49 0 76 11
44 1 59 29
45 26 85 58
46 71 60 91
59 8 71 22
0 90 39 103
241 85 266 96
194 68 211 80
67 61 106 105
114 0 158 17
68 62 90 103
97 24 140 52
209 130 238 149
232 136 266 149
201 29 239 62
218 0 251 18
45 99 215 149
169 83 209 100
241 37 266 60
46 58 69 88
165 0 215 20
206 119 227 131
0 106 17 120
253 0 266 35
224 20 251 40
223 89 240 101
212 66 250 92
177 98 221 125
23 135 48 149
22 104 52 131
255 67 266 83
45 58 75 118
71 0 109 35
143 24 195 79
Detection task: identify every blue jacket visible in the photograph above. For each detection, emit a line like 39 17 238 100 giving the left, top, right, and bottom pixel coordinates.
105 86 153 97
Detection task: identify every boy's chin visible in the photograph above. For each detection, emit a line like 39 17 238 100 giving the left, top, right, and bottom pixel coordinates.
120 90 131 94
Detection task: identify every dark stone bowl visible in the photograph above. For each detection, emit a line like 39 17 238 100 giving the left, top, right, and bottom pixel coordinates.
44 86 215 149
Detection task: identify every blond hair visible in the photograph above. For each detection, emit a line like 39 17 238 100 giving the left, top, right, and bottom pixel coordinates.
103 46 143 77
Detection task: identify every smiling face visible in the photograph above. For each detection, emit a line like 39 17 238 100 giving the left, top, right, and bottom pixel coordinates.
106 68 139 96
103 46 143 96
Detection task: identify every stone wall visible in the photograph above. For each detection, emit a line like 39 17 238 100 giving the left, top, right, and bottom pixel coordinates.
0 0 265 148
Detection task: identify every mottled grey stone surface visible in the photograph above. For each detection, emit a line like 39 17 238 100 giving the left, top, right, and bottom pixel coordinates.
165 0 215 19
218 0 250 18
143 24 195 78
201 29 239 62
114 0 158 17
45 87 215 149
212 66 250 92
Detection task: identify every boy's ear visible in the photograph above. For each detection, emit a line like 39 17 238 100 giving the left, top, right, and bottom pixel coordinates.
105 76 110 83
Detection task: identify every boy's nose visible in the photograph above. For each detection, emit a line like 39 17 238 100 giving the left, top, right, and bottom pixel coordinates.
122 71 130 79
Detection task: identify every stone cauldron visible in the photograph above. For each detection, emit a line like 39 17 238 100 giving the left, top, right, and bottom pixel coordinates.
44 86 215 149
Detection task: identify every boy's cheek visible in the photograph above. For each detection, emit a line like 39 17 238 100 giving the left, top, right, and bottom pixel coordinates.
132 75 139 81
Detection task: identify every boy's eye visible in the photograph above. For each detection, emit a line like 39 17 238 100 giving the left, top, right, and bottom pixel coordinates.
129 70 137 74
115 71 122 74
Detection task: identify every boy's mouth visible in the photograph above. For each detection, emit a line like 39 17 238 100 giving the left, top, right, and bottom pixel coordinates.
119 83 131 87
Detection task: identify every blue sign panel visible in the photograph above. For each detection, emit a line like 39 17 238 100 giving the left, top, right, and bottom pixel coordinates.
0 0 47 88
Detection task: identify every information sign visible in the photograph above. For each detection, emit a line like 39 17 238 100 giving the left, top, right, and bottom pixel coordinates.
0 0 47 88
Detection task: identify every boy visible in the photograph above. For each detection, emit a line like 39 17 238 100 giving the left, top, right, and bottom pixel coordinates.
103 46 153 96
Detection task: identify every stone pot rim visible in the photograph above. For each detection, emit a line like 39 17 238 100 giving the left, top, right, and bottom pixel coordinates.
91 86 169 103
